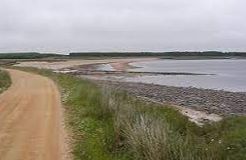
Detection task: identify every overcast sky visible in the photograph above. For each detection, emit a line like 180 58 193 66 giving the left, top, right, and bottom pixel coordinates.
0 0 246 54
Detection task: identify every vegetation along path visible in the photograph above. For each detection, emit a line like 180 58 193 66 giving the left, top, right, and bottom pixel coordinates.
0 69 67 160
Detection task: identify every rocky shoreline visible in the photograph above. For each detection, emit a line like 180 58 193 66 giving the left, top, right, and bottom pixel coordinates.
16 58 246 117
95 80 246 116
60 61 246 117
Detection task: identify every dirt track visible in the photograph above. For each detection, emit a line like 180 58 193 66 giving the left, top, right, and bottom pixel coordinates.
0 69 67 160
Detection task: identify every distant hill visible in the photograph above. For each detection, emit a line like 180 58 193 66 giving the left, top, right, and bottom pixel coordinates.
0 52 63 59
69 51 246 57
1 51 246 59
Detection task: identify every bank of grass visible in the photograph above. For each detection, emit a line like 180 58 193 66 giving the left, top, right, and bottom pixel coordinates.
0 69 11 93
14 67 246 160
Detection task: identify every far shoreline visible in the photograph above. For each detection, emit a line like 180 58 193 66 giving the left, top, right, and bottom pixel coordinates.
14 58 246 121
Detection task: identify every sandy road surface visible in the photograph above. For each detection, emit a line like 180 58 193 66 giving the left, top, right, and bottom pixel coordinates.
0 69 67 160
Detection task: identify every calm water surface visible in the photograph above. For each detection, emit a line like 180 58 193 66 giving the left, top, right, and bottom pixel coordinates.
127 59 246 92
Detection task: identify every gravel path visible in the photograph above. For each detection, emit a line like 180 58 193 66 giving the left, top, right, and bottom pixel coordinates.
0 69 68 160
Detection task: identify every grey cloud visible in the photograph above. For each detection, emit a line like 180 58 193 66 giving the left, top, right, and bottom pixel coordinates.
0 0 246 54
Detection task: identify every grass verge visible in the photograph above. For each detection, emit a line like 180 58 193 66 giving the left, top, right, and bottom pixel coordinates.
14 67 246 160
0 69 11 93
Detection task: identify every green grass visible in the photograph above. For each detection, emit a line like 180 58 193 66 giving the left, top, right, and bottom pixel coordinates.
0 69 11 93
14 67 246 160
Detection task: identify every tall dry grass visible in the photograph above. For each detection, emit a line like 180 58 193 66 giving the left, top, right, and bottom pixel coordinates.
100 87 226 160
